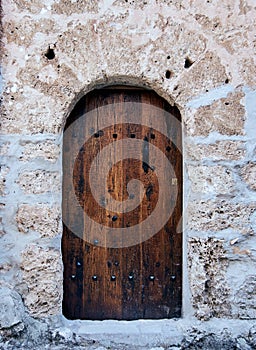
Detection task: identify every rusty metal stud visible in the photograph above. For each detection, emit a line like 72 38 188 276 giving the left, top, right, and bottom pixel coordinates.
170 275 176 281
111 275 116 281
128 275 134 280
92 275 98 281
149 275 155 281
71 275 76 279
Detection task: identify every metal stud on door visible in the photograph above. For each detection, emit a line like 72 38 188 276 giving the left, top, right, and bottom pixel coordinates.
62 87 182 320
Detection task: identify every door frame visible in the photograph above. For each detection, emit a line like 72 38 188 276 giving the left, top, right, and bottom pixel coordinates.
61 83 189 320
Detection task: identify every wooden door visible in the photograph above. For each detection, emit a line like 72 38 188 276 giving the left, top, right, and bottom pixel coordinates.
62 87 182 320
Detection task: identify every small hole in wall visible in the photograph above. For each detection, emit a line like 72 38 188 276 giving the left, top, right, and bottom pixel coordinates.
184 57 193 68
225 78 229 84
167 55 170 59
45 46 55 60
165 70 172 79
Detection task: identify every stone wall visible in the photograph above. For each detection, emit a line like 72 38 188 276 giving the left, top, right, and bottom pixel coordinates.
0 0 256 348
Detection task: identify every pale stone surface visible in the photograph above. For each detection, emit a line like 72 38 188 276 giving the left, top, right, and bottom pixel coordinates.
188 238 231 320
0 142 10 156
0 287 24 329
17 170 60 194
185 140 246 161
1 89 63 135
0 0 256 342
188 200 256 234
185 91 245 136
173 51 229 105
19 140 60 162
16 203 60 237
233 276 256 319
187 165 235 194
0 166 9 196
240 162 256 191
21 244 62 317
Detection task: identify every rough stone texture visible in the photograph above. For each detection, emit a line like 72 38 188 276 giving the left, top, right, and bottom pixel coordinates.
16 203 60 237
19 140 60 162
185 90 245 136
17 170 60 194
0 0 256 347
188 238 231 320
0 287 25 330
0 142 10 156
185 140 246 161
188 200 256 234
0 166 9 196
21 244 62 317
187 165 235 194
233 275 256 319
240 162 256 191
172 51 229 105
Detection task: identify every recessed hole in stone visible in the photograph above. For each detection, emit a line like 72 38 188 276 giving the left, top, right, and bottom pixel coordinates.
225 78 229 84
45 47 55 60
184 57 193 68
151 134 155 139
167 55 170 59
130 133 136 138
166 146 171 152
165 70 171 79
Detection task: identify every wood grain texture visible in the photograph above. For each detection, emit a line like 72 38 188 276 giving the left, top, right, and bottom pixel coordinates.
62 88 182 320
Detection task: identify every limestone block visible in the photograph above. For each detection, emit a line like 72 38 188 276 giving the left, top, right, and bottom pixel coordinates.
173 52 229 105
1 88 63 135
188 238 231 320
239 57 256 87
187 200 256 234
16 204 60 237
187 165 234 194
52 0 99 14
185 141 246 161
4 18 59 47
11 0 50 14
233 276 256 319
240 162 256 191
17 170 60 194
19 140 60 162
0 166 9 196
0 287 24 329
185 90 245 136
21 244 62 317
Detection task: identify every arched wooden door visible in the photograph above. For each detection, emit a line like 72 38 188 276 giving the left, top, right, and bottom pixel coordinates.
62 87 182 320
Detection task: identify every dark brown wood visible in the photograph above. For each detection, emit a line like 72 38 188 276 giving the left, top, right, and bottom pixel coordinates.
62 88 182 320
